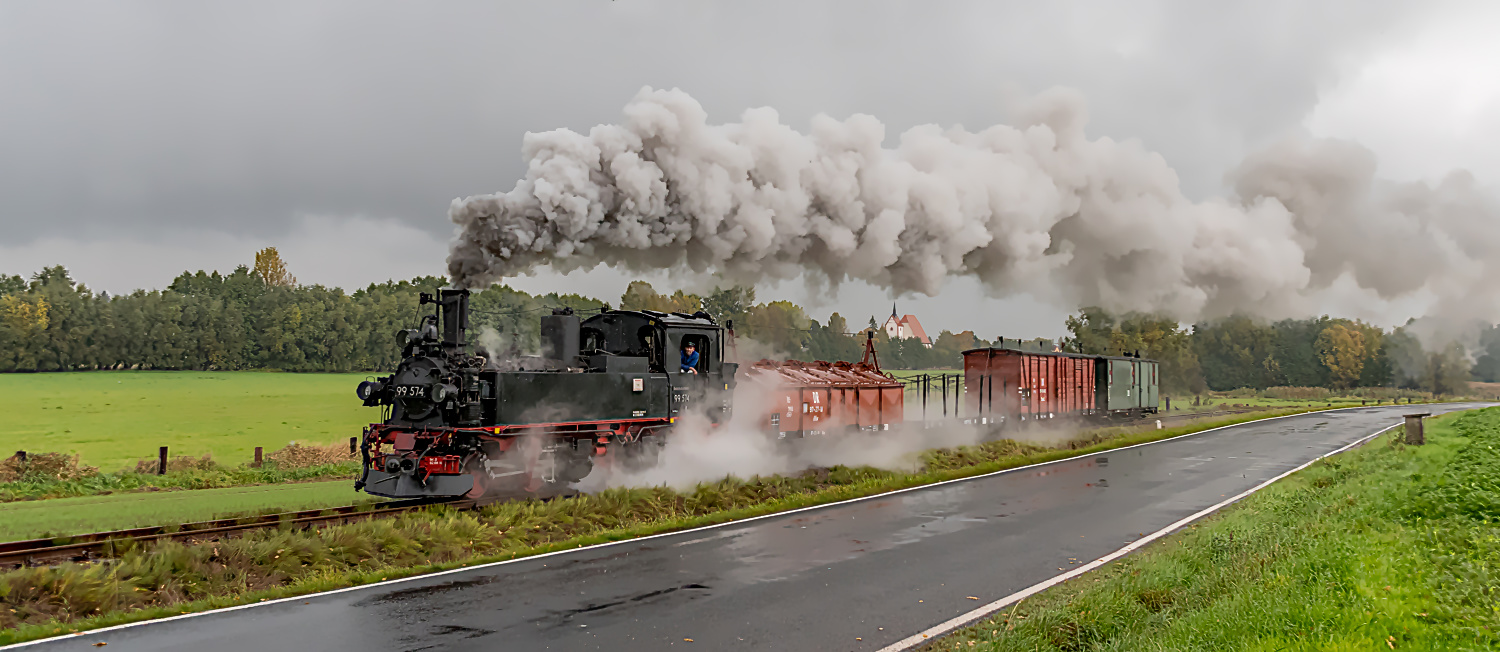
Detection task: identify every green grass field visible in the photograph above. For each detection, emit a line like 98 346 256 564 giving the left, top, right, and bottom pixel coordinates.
1 371 377 471
0 480 379 541
1169 395 1382 412
929 407 1500 650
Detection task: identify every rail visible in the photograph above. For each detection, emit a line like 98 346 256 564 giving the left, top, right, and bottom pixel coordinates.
0 496 478 569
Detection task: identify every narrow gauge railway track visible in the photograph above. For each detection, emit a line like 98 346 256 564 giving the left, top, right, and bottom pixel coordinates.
0 496 482 569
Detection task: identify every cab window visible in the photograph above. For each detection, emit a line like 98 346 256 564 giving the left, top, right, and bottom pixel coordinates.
677 333 712 374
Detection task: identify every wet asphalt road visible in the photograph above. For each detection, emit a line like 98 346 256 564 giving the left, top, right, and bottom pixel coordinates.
20 404 1488 652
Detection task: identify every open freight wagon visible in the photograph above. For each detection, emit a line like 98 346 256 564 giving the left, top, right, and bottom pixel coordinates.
961 345 1159 422
741 360 904 438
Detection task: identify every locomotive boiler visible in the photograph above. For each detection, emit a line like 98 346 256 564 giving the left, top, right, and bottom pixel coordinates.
354 289 736 499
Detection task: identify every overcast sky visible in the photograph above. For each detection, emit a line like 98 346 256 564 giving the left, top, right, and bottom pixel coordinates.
3 1 1497 337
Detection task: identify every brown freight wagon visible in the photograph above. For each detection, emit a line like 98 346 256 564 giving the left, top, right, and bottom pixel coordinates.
741 360 904 438
962 347 1098 421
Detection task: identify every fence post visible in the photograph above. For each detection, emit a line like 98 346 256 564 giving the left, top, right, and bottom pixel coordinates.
1165 396 1171 413
977 375 984 417
1404 413 1429 445
349 437 357 455
157 446 168 475
254 446 263 467
921 375 928 422
941 375 949 418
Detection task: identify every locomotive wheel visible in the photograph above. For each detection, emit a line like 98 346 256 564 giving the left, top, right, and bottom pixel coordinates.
463 454 490 500
620 435 663 472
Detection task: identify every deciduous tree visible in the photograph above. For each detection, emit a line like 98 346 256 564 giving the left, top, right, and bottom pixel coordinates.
252 247 297 287
1315 322 1365 389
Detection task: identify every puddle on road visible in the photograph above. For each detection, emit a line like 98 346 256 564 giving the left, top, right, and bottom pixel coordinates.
368 576 497 603
533 582 715 630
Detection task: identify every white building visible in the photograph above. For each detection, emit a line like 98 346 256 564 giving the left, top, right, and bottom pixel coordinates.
882 305 932 348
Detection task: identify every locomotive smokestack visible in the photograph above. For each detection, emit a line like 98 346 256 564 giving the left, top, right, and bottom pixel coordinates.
540 308 580 366
439 289 470 352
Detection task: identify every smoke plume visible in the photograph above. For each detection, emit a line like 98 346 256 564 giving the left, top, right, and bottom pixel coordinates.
449 86 1500 325
579 382 995 491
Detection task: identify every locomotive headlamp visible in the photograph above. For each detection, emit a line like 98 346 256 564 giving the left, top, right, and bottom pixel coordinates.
356 380 384 401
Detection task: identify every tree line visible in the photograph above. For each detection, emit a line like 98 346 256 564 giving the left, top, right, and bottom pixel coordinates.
3 251 1495 397
0 251 991 373
1061 307 1496 395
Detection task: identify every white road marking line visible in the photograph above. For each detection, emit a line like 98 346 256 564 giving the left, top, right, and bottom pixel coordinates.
2 404 1470 650
873 421 1407 652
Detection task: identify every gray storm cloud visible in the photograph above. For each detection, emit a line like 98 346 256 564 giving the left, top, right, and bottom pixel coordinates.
448 86 1498 324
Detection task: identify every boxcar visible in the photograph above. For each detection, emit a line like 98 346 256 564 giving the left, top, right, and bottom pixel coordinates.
1095 356 1159 416
962 345 1159 422
962 348 1098 420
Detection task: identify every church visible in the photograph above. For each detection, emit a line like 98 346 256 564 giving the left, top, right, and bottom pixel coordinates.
882 305 932 348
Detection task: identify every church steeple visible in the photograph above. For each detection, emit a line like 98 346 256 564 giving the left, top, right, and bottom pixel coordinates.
891 302 897 319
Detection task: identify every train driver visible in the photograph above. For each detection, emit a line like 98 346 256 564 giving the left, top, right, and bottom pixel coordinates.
680 341 699 374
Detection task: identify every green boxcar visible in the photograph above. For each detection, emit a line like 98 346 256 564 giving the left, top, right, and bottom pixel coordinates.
1143 359 1159 411
1094 356 1159 415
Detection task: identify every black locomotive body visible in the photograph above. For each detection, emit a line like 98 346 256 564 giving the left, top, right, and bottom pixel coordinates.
355 289 737 499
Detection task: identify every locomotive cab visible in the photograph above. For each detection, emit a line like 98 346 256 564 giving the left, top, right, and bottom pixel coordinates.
570 310 735 422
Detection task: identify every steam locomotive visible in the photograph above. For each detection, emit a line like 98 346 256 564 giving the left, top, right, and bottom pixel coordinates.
354 289 736 499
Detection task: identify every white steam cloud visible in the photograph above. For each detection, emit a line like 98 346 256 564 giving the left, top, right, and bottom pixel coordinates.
448 86 1500 325
579 382 996 491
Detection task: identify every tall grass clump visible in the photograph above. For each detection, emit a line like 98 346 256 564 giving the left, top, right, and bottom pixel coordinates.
1351 387 1435 401
0 453 97 484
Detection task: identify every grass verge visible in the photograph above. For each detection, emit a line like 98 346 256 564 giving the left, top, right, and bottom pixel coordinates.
0 461 360 504
4 403 1466 645
0 480 382 542
924 406 1500 651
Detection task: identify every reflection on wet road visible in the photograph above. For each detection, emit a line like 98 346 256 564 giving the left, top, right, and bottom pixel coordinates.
20 404 1488 652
